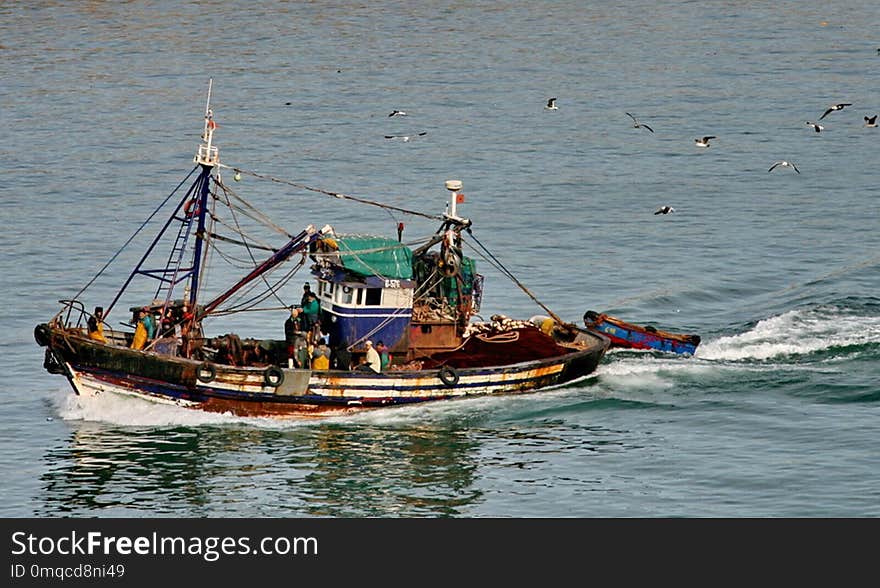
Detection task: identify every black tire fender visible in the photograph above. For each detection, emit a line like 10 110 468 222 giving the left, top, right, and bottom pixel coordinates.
196 362 217 383
34 324 51 347
264 366 284 387
438 365 460 387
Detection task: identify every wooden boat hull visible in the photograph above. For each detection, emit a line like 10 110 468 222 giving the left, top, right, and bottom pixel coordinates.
36 323 608 418
582 311 700 355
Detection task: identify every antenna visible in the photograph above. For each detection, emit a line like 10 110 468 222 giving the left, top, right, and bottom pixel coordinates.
204 78 213 118
194 79 219 166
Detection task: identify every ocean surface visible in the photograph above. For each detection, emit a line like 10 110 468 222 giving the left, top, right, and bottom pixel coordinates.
2 1 879 517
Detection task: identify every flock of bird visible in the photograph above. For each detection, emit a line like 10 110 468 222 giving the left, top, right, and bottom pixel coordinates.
541 97 876 216
379 93 875 217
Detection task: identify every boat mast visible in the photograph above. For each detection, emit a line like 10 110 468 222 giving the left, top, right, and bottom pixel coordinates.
190 79 220 312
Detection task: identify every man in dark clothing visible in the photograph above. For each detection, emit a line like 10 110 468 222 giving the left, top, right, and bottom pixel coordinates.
301 292 320 334
331 341 352 371
301 283 312 307
284 307 304 360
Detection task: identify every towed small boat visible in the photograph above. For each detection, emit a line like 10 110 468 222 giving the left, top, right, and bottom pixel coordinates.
35 83 608 418
582 310 701 355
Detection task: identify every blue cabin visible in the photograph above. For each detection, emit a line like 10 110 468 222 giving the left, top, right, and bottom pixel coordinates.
309 218 484 361
311 234 415 354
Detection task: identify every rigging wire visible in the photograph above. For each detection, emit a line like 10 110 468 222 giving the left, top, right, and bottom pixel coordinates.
207 231 276 254
214 179 293 238
210 176 292 310
72 166 199 304
463 229 569 326
217 257 305 316
220 164 444 221
208 212 278 254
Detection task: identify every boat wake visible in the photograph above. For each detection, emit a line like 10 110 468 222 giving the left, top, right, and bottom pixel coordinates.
50 388 310 429
48 385 511 428
697 304 880 362
588 301 880 392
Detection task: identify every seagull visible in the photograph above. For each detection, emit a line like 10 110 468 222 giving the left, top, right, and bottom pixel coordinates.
545 97 558 110
768 160 800 174
865 115 878 127
388 110 407 117
819 103 852 120
626 112 654 133
694 136 716 147
805 121 824 133
654 206 675 215
384 132 427 142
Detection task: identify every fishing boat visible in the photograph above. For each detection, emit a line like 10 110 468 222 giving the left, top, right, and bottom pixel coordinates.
34 84 608 418
582 310 701 355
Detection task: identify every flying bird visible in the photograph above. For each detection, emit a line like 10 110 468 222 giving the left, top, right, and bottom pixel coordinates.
768 160 800 174
654 206 675 215
694 136 716 147
819 103 852 120
545 97 558 110
805 121 824 133
626 112 654 133
865 115 878 127
388 110 407 117
384 132 428 142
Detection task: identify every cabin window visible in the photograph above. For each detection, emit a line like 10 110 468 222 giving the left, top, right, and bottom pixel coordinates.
356 288 364 305
323 282 334 300
340 285 354 305
365 288 381 306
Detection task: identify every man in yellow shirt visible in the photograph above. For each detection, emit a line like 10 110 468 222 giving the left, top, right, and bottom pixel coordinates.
131 309 149 350
87 306 108 343
312 351 330 370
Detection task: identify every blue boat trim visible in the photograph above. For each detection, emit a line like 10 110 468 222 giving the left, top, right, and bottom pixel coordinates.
583 310 700 355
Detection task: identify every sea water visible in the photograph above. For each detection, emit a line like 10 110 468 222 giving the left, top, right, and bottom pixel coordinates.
1 1 879 517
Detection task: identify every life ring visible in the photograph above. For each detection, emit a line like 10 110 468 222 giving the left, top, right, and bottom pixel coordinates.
264 366 285 387
196 362 217 383
184 198 201 218
438 365 460 387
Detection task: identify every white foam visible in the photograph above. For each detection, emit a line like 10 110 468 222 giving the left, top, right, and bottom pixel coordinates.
51 388 310 429
697 307 880 361
595 356 708 389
